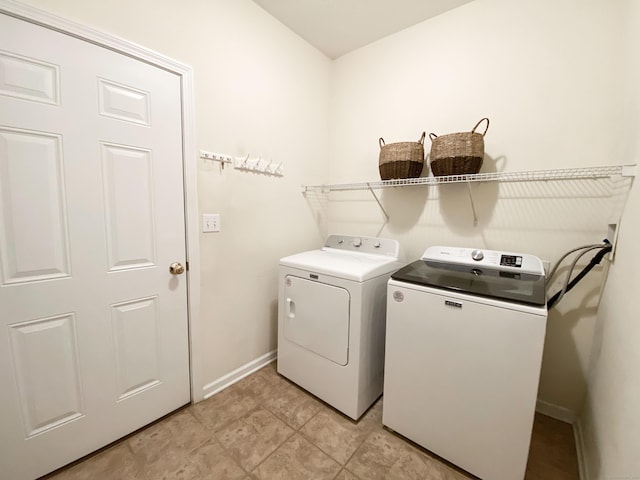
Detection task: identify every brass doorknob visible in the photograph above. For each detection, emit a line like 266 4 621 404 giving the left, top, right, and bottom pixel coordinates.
169 262 185 275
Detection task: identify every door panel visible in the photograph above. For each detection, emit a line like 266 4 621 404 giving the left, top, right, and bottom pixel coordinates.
8 313 84 437
0 50 60 105
97 78 151 126
283 275 350 365
101 142 156 270
0 127 70 284
0 12 189 480
111 296 161 400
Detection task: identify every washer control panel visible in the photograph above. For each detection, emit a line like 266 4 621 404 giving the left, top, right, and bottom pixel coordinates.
421 245 544 275
324 235 400 258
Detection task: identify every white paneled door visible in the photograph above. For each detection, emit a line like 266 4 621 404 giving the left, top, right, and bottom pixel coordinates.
0 13 190 480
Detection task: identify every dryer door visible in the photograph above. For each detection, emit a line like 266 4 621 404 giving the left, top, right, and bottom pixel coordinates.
283 275 350 365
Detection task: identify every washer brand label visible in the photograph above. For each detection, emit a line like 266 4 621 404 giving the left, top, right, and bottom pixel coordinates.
445 300 462 308
285 278 292 287
392 291 404 302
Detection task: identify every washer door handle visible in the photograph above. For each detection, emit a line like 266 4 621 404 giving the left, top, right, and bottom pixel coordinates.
286 298 296 319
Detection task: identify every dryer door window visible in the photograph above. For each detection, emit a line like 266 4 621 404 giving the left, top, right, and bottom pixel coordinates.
283 275 350 366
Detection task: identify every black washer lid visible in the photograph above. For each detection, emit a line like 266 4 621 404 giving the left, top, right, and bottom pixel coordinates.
391 259 546 306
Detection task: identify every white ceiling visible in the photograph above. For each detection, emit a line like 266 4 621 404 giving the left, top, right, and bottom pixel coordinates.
251 0 475 59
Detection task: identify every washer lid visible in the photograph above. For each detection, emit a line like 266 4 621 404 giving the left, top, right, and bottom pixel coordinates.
280 249 401 282
391 259 546 306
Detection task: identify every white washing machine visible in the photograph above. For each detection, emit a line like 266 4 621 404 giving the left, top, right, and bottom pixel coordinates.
278 235 402 420
383 246 548 480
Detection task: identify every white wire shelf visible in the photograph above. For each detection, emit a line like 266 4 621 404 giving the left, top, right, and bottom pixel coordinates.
301 164 636 193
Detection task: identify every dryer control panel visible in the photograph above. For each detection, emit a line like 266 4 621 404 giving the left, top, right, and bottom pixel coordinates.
421 246 544 276
324 235 400 258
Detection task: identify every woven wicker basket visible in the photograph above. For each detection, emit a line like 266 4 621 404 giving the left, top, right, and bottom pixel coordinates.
429 118 489 176
378 132 426 180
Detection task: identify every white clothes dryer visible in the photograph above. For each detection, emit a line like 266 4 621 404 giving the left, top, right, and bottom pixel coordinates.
278 235 402 420
383 246 548 480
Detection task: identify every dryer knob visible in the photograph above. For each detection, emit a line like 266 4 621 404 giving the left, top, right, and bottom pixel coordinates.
373 241 381 248
471 249 484 261
352 238 362 247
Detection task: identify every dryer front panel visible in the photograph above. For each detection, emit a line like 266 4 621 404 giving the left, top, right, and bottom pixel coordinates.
283 275 350 366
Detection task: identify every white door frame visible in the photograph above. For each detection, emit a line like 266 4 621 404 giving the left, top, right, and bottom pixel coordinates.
0 0 203 402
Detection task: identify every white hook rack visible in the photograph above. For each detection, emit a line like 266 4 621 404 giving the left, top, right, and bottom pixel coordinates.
200 149 284 176
200 150 233 165
234 155 283 176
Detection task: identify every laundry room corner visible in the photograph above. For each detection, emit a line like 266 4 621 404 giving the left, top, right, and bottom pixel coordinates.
327 0 634 421
4 0 639 477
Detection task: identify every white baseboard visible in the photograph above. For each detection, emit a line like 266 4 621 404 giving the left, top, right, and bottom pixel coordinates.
535 399 577 424
573 417 589 480
200 350 277 400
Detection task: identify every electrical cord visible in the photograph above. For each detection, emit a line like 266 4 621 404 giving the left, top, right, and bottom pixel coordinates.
547 243 612 309
547 242 609 282
550 245 605 307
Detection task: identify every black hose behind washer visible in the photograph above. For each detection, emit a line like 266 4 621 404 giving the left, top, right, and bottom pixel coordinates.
547 245 613 309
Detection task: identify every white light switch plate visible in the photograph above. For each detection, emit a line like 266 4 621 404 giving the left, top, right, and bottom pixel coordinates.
202 213 221 232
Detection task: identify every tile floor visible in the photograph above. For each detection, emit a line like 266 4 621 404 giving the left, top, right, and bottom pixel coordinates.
43 362 579 480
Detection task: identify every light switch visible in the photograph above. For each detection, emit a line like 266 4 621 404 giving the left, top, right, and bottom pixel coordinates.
202 213 221 232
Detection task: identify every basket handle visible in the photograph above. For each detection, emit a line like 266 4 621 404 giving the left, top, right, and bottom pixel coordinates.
380 133 426 147
471 117 490 136
429 133 438 141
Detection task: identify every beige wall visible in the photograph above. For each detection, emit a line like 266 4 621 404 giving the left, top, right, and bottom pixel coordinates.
328 0 633 418
580 181 640 480
15 0 332 397
578 1 640 478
